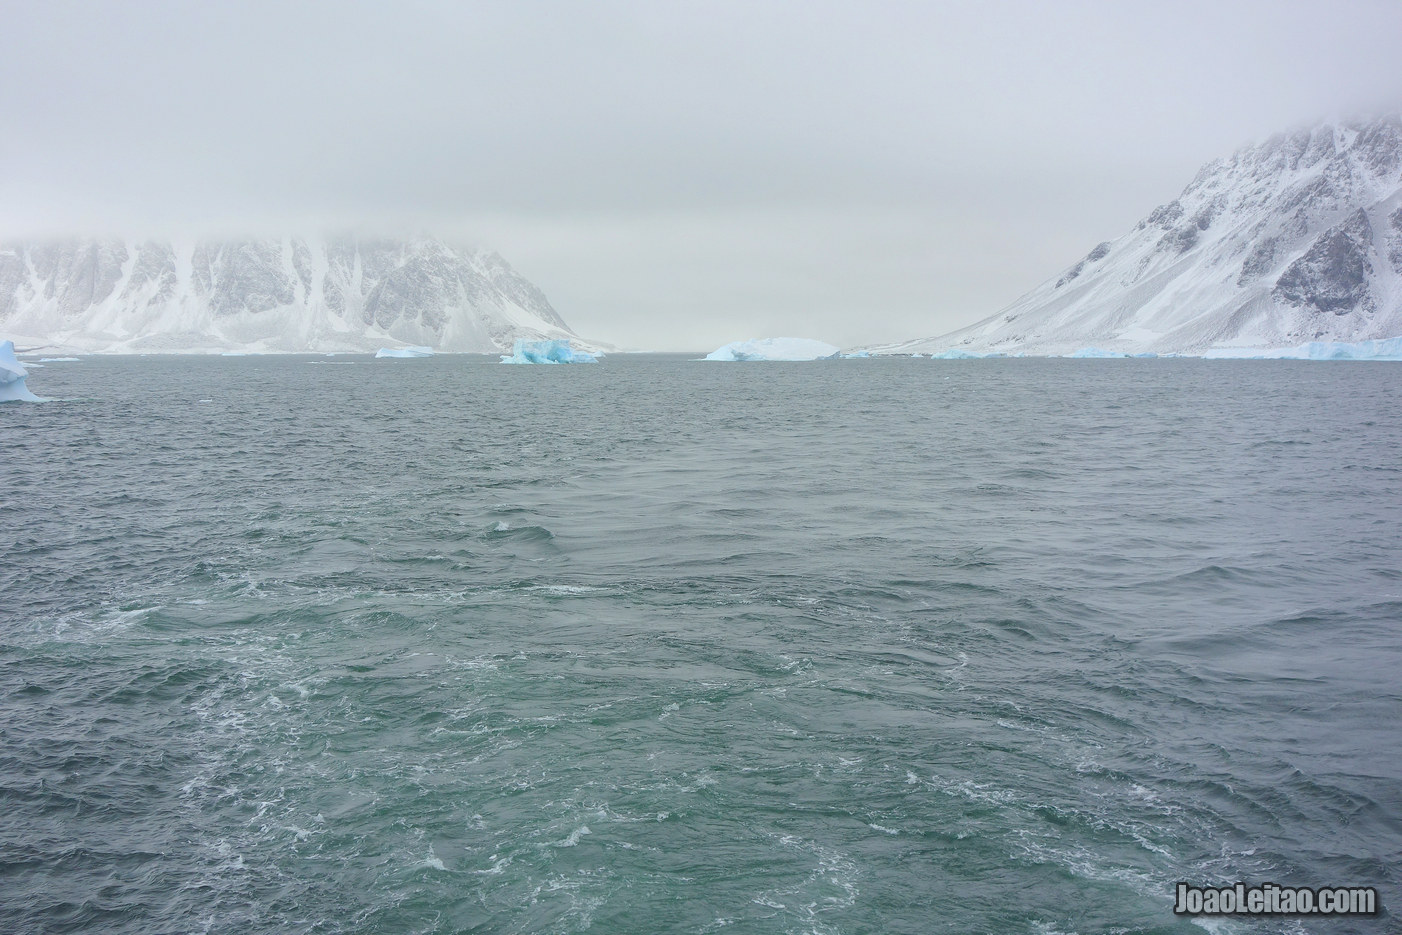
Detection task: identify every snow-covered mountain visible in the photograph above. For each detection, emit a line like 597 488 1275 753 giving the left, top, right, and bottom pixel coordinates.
0 235 592 354
879 116 1402 356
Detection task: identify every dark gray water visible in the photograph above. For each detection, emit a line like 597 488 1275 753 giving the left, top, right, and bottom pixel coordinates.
4 355 1401 934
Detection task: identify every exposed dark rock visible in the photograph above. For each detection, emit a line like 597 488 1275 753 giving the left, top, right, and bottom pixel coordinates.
33 238 128 319
1387 206 1402 273
1158 225 1199 254
1355 116 1402 179
198 240 296 317
119 241 177 309
1146 200 1184 228
1055 261 1084 288
1273 209 1375 314
1238 237 1278 285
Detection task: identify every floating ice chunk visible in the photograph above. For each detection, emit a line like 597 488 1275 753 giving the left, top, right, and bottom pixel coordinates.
1067 347 1131 358
840 350 871 358
0 341 41 402
375 345 434 358
704 337 840 361
499 339 598 364
39 357 80 362
1204 336 1402 360
928 348 989 359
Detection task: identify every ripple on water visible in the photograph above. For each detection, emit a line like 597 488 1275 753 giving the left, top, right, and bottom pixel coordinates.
4 356 1402 933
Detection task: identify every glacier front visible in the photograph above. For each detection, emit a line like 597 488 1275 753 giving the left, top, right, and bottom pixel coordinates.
0 340 41 402
704 338 840 361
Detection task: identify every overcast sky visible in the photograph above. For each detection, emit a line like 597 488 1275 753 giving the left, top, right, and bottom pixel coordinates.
3 0 1401 350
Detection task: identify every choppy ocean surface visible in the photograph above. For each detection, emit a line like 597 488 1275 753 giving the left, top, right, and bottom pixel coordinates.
4 354 1401 934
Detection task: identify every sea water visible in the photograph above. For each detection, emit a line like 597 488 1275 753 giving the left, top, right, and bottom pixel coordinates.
3 354 1400 934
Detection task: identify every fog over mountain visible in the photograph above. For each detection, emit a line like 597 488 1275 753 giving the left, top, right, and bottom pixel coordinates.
0 236 588 354
876 116 1402 356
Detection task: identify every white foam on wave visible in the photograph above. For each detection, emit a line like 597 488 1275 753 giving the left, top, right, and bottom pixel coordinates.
751 832 860 926
1013 834 1163 900
472 854 513 875
40 604 160 642
527 584 604 595
554 825 592 847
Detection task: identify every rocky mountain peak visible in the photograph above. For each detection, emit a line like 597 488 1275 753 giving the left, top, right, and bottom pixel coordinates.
878 115 1402 356
0 235 586 354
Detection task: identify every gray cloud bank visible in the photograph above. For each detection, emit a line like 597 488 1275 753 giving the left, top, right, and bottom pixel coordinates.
3 0 1401 349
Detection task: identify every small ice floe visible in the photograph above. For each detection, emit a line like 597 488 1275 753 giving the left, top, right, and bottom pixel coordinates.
375 345 434 358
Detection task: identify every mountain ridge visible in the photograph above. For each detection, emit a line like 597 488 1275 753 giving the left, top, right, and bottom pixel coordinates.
0 235 595 354
875 115 1402 356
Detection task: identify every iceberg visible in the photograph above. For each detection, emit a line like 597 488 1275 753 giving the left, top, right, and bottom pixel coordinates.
1068 347 1131 358
928 348 991 359
1203 336 1402 360
0 340 41 402
704 337 840 361
500 338 598 364
375 345 434 358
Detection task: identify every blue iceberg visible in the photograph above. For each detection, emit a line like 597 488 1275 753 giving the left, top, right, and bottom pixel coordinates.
1068 347 1131 358
375 345 434 358
704 337 840 361
0 341 41 402
500 339 598 364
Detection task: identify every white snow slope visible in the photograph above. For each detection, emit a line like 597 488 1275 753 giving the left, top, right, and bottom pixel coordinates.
876 116 1402 357
0 235 596 354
